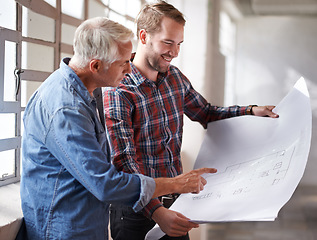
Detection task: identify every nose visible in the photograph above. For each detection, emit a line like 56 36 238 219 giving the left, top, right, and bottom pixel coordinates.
169 44 180 58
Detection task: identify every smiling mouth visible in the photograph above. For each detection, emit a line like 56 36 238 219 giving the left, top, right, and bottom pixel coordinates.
162 55 172 62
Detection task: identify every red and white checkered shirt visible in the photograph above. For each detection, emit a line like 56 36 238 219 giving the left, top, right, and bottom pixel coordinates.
103 58 249 217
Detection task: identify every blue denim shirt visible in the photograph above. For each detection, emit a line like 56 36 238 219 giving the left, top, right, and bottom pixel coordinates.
20 58 155 240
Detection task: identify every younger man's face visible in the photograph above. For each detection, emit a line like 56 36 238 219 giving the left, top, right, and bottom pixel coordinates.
144 17 184 73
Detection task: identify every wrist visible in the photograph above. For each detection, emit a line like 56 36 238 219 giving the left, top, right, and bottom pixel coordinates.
152 206 165 222
153 178 176 198
247 105 258 115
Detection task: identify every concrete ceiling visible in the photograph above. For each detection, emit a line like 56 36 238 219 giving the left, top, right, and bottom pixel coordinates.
235 0 317 16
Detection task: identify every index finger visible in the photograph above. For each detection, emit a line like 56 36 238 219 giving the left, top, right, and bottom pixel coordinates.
192 167 217 175
264 106 279 118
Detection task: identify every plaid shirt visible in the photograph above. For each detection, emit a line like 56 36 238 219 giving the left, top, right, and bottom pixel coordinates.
103 59 250 218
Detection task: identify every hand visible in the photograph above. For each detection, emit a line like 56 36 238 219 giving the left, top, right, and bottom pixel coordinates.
173 168 217 194
252 105 279 118
152 168 217 198
152 207 198 237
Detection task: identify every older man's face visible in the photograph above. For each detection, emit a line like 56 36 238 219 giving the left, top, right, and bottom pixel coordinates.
99 41 132 87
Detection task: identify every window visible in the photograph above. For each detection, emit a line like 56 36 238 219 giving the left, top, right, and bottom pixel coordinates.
0 16 23 186
0 0 147 187
219 11 237 106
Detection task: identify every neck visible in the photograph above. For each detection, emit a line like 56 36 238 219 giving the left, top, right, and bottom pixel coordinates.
69 59 95 96
133 49 158 82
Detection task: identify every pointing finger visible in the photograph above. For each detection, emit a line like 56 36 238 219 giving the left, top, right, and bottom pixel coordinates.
193 167 217 175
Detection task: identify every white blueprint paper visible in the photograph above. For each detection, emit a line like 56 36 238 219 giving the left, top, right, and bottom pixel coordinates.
145 77 311 240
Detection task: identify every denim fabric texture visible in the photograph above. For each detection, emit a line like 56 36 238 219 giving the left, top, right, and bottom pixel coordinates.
20 58 155 240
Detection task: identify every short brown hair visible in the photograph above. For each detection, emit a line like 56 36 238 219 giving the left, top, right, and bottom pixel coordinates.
136 1 186 38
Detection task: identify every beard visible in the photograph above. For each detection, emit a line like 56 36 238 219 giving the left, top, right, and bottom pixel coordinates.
145 43 171 73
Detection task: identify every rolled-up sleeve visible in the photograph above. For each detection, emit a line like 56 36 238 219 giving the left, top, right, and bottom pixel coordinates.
133 174 155 212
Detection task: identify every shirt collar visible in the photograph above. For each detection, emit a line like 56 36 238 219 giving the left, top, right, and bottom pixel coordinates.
60 57 95 104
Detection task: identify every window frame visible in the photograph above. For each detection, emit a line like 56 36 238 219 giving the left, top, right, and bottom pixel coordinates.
0 24 22 186
0 0 146 187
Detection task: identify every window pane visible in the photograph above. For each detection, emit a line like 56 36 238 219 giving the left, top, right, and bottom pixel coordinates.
101 0 109 5
21 111 24 137
109 0 126 14
61 52 73 61
22 7 55 42
4 41 17 102
88 0 108 18
126 20 137 37
21 80 42 108
22 42 55 72
0 1 16 30
109 11 126 26
62 0 84 19
0 114 16 139
61 23 77 45
127 0 141 19
44 0 56 7
0 150 15 179
219 12 236 55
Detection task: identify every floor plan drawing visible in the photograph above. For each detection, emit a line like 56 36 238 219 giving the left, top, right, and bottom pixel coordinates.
198 144 296 201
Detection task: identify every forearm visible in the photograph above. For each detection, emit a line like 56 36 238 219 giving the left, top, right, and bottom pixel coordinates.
152 178 177 198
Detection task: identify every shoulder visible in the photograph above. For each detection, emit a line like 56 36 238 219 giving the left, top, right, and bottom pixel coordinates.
38 70 91 117
165 65 192 91
103 86 134 110
167 65 189 82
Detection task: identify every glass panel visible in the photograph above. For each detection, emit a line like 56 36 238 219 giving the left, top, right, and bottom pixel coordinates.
88 0 108 18
21 80 42 108
109 0 126 14
21 111 24 137
22 42 55 72
101 0 109 5
0 114 16 139
62 0 84 19
60 52 73 61
4 41 17 102
22 7 55 42
44 0 56 7
126 20 137 36
127 0 141 19
219 12 236 56
0 149 15 179
109 11 126 26
61 23 77 45
0 0 16 30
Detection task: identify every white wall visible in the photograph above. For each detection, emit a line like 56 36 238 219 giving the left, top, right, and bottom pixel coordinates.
235 16 317 185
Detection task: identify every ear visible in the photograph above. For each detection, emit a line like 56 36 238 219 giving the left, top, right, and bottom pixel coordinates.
139 29 147 44
89 59 103 73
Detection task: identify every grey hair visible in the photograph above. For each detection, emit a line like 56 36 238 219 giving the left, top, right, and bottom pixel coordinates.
72 17 134 68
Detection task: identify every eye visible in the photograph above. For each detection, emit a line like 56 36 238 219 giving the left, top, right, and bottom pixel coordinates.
120 61 129 67
163 41 172 45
